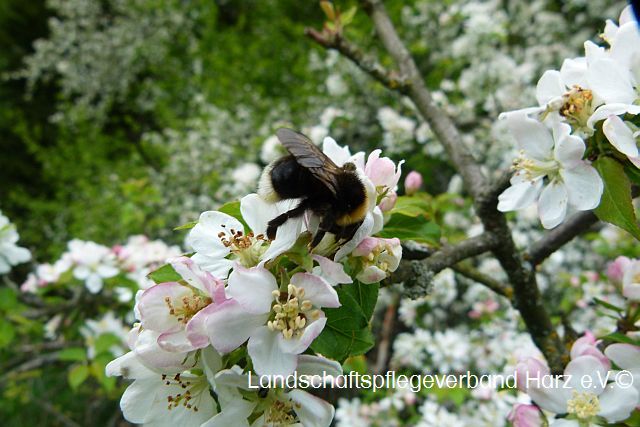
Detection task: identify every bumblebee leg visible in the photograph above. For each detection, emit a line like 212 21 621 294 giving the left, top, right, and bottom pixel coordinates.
336 222 360 244
309 212 335 249
266 200 309 240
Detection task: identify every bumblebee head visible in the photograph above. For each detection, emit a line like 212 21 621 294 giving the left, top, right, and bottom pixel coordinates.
342 162 357 172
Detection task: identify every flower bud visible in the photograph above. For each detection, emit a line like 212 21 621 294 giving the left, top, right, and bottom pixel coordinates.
404 171 423 195
607 256 631 283
379 191 397 212
508 404 543 427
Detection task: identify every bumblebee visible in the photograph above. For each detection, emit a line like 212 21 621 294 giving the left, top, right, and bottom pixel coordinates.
258 128 369 248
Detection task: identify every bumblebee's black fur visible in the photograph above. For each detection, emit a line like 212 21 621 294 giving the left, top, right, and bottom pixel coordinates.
259 129 368 249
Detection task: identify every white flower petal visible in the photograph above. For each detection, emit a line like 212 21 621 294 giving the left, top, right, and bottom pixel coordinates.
186 211 241 258
106 351 155 380
296 355 343 378
85 274 104 294
227 265 277 314
603 115 639 158
528 380 570 414
561 164 603 210
536 70 565 105
205 300 268 354
247 326 297 377
312 255 352 285
598 382 639 422
559 57 587 88
504 111 555 160
610 21 640 69
538 181 568 229
553 123 585 168
550 419 580 427
497 178 543 212
277 316 327 355
588 104 640 129
290 273 340 308
565 355 607 395
191 253 233 280
587 58 635 104
604 344 640 370
138 282 190 332
288 389 335 427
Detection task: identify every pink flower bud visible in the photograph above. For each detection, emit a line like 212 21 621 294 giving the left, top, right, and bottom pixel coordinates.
404 171 423 195
515 357 549 391
379 191 397 212
607 256 631 283
508 404 543 427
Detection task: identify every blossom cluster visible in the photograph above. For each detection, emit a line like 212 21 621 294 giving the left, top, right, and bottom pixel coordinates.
21 235 181 295
498 6 639 229
513 333 640 426
106 136 403 426
0 211 31 274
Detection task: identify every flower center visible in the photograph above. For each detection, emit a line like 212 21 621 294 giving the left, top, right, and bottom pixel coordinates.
164 294 212 324
217 226 267 267
566 390 600 420
560 86 594 131
265 399 298 425
162 373 207 412
267 284 321 340
512 151 559 182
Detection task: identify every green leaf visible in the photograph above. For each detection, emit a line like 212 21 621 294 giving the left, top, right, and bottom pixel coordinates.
341 281 379 320
68 364 89 390
310 284 377 361
94 333 124 355
599 332 639 346
624 163 640 187
594 156 640 240
340 6 357 26
390 194 433 218
218 200 249 231
0 287 18 311
148 263 181 284
0 319 15 348
57 348 87 362
376 212 440 244
174 220 197 230
592 297 624 313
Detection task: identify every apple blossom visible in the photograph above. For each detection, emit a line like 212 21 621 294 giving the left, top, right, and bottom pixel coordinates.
605 343 640 394
621 259 640 301
203 355 341 427
80 311 129 359
187 193 303 278
137 256 225 353
606 256 631 283
518 352 638 425
497 112 603 228
67 239 119 293
107 342 221 426
351 237 402 284
0 211 31 274
205 264 339 377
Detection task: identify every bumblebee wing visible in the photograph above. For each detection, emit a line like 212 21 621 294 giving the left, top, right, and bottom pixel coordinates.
276 128 341 195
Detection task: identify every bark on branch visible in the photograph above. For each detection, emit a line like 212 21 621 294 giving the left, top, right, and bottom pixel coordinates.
309 0 568 372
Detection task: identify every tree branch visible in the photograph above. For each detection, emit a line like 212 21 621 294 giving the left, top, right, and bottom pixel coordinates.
452 262 513 300
305 28 409 91
308 0 568 372
527 211 599 266
361 0 487 198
